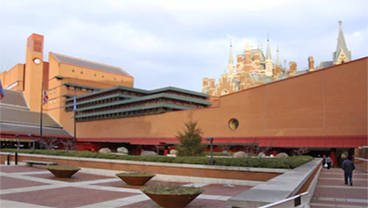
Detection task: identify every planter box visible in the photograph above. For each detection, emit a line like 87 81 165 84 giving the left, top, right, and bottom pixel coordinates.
116 175 154 186
47 169 80 178
143 192 201 208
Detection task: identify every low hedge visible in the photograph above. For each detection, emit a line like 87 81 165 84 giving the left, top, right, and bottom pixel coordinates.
1 149 313 169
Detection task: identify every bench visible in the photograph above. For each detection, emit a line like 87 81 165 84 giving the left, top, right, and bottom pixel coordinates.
23 160 58 167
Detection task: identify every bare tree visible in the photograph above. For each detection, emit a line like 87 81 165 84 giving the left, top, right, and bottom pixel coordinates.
293 147 309 156
60 139 75 151
41 137 59 150
218 143 232 152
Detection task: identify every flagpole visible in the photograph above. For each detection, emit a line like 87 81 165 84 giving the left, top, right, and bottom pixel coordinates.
40 82 43 149
73 88 77 150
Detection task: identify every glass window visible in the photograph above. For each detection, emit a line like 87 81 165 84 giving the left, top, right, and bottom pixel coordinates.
229 118 239 130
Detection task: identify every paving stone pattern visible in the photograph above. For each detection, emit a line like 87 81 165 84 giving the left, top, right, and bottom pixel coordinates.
1 165 367 208
311 168 368 208
0 165 249 208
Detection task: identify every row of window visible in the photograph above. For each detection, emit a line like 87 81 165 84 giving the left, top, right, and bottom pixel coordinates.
76 108 171 122
71 69 124 82
68 98 205 115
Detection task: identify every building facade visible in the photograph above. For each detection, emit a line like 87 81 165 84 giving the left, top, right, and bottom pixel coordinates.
202 21 352 97
0 25 366 166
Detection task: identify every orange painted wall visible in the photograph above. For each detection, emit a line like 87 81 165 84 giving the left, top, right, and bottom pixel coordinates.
77 58 367 142
0 64 25 91
48 52 133 88
23 34 44 112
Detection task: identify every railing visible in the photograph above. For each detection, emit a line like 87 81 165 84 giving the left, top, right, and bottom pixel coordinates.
258 192 310 208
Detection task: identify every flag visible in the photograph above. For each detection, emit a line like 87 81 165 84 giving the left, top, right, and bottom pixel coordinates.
0 79 5 100
42 87 48 105
73 94 77 111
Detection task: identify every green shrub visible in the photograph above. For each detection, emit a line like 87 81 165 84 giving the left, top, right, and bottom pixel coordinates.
47 165 80 171
1 149 313 169
175 112 207 156
141 185 203 195
116 172 155 177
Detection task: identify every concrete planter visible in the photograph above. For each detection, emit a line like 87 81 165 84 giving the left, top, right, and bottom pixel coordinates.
47 168 80 178
143 192 201 208
116 175 155 186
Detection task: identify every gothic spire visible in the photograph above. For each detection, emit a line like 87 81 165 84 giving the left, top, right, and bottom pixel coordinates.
266 33 272 60
276 45 281 66
334 21 351 63
228 39 234 65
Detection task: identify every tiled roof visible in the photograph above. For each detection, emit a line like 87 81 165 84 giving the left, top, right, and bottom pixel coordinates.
66 93 211 111
317 61 333 69
51 52 130 76
0 89 28 108
0 106 61 128
1 123 71 137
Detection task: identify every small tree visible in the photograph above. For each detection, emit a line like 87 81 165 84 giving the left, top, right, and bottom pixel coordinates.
175 112 206 156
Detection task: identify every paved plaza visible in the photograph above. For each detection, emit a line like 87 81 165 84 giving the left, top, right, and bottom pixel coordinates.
311 168 368 208
0 165 250 208
0 165 367 208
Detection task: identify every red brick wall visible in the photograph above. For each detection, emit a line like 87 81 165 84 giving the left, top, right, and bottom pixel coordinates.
0 154 280 181
76 58 367 147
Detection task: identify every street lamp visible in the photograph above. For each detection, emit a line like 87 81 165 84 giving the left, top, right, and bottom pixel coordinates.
28 134 35 152
15 134 20 150
206 137 214 165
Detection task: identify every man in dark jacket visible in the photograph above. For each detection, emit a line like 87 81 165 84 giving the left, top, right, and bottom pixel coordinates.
342 158 355 186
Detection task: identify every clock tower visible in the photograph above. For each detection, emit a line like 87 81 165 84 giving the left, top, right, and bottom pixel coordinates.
24 33 45 112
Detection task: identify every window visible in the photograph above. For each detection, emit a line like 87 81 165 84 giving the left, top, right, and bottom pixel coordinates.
114 78 116 80
81 71 83 74
72 69 75 72
53 89 56 93
102 75 104 78
121 79 123 82
229 118 239 130
53 99 56 103
70 86 75 90
49 101 52 104
94 74 96 77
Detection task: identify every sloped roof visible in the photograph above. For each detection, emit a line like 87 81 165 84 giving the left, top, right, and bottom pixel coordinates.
66 92 210 112
76 103 191 119
1 123 71 137
0 90 72 138
0 89 28 108
317 61 333 69
251 49 266 62
0 105 61 128
51 52 131 76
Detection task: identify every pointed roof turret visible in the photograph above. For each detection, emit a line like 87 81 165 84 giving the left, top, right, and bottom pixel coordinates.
228 39 234 65
266 33 272 60
333 21 351 63
276 45 281 66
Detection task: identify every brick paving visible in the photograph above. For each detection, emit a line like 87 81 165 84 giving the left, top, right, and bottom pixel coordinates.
311 168 368 208
0 176 48 189
0 165 247 208
1 165 367 208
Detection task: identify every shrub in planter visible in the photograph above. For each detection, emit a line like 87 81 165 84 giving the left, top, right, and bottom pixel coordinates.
116 172 155 186
141 185 203 208
47 165 81 178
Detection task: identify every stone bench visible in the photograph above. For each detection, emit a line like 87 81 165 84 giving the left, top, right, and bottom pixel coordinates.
23 160 58 167
228 158 322 208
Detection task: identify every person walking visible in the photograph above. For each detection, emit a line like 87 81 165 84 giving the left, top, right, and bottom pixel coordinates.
322 155 327 168
342 157 355 186
326 156 333 169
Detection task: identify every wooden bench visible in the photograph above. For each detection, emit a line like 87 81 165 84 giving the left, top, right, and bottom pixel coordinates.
23 160 58 167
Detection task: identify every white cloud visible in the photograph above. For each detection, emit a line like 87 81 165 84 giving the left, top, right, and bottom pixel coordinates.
0 0 367 91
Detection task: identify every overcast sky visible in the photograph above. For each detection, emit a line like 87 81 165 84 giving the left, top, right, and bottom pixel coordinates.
0 0 367 92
